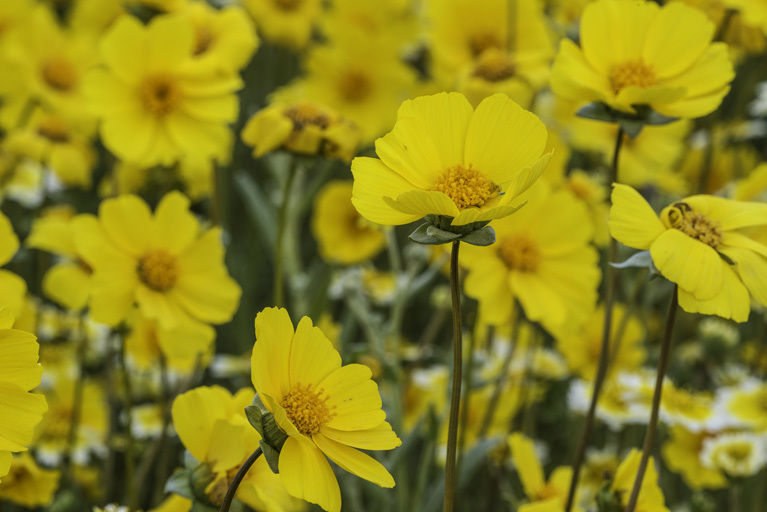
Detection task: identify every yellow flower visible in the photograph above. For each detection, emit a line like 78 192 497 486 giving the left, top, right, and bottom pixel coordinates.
320 0 417 52
402 366 448 431
557 303 645 380
73 191 242 329
0 308 48 481
150 494 192 512
250 307 402 512
724 383 767 429
722 0 767 33
241 0 321 50
241 101 360 162
311 180 385 265
0 453 60 507
562 170 611 246
0 146 44 208
107 158 217 201
681 0 766 59
171 386 300 510
352 92 551 227
733 162 767 201
660 383 714 431
611 450 669 512
85 14 241 166
579 448 620 503
462 182 600 336
0 212 26 317
551 0 734 118
701 432 767 478
661 426 727 490
508 433 581 512
609 183 767 322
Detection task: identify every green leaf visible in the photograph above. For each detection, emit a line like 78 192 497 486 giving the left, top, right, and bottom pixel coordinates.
409 222 449 245
165 469 194 500
459 226 496 246
260 440 281 474
244 404 265 438
425 225 461 241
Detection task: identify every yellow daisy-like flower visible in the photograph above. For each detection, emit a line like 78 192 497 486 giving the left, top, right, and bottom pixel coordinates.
723 0 767 33
85 14 241 166
73 191 242 330
611 450 669 512
462 182 600 336
311 180 386 265
241 0 321 50
0 308 48 482
0 452 60 507
701 432 767 478
551 0 734 118
661 426 727 490
609 183 767 322
250 307 402 512
724 383 767 429
0 213 26 317
351 92 551 227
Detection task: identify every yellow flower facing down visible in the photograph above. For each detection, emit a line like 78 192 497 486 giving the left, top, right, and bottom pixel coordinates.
250 307 402 512
609 183 767 322
73 191 242 330
551 0 734 118
0 212 26 317
352 92 551 227
0 452 60 507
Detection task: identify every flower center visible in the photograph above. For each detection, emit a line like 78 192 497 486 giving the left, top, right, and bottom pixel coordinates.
498 235 540 272
139 74 181 117
285 104 330 130
667 202 722 249
273 0 302 11
432 164 498 210
338 70 372 103
281 382 336 436
41 57 78 91
609 60 657 94
468 32 502 57
137 250 179 292
724 443 753 463
36 116 71 143
472 48 515 82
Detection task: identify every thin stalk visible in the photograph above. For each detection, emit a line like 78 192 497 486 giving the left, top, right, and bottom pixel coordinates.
457 324 490 472
564 127 624 512
219 447 263 512
624 285 679 512
120 335 137 510
443 240 463 512
64 323 87 479
274 159 298 308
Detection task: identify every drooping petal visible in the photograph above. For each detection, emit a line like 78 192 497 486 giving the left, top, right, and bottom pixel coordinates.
608 184 666 250
278 437 342 512
650 229 723 300
313 433 395 487
319 422 401 451
676 264 750 323
722 246 767 309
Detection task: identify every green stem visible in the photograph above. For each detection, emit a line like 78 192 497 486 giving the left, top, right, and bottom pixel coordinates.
219 447 263 512
120 335 137 510
274 159 298 308
625 285 678 512
457 324 488 472
443 240 463 512
564 126 624 512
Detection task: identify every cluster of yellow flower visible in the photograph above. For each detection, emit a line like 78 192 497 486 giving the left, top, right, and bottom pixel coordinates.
1 0 766 511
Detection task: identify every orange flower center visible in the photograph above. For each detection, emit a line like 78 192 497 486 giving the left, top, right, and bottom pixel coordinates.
36 116 71 143
338 70 372 103
139 74 181 117
281 382 336 436
498 235 540 272
668 202 722 249
41 57 78 91
273 0 302 11
138 250 179 292
473 48 515 82
468 32 502 57
432 164 498 210
285 103 331 130
609 60 657 94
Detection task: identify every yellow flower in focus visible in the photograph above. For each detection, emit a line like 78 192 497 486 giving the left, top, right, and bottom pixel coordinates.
462 182 599 336
250 307 402 512
241 101 360 162
557 303 645 380
661 426 727 490
609 184 767 322
311 180 385 265
551 0 734 118
0 213 26 317
701 432 767 478
611 450 669 512
241 0 321 50
0 453 60 507
74 191 242 330
509 433 581 512
0 308 47 481
172 386 300 510
85 14 241 166
352 92 551 227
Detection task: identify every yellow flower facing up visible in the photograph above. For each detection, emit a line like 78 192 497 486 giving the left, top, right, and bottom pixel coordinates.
611 450 669 512
73 191 242 330
241 101 361 162
250 307 402 512
0 212 26 317
311 180 386 265
85 14 242 166
352 92 551 227
551 0 734 119
609 183 767 322
0 453 60 507
0 308 48 482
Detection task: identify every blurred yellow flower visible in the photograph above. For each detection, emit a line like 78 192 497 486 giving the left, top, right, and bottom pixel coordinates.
352 92 551 227
661 426 727 490
250 307 401 512
724 383 767 429
242 0 321 50
0 453 60 507
609 183 767 322
551 0 734 118
701 432 767 477
722 0 767 33
0 213 26 317
311 180 385 265
611 450 669 512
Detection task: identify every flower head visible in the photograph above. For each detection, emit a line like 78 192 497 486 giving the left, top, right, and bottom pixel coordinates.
701 432 767 478
0 453 60 508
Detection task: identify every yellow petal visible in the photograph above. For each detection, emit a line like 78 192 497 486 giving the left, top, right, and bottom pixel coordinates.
650 229 723 300
0 329 42 391
451 200 524 226
0 271 27 319
321 365 386 431
25 216 76 258
251 308 294 402
655 43 734 103
383 189 459 219
290 316 341 389
42 263 90 311
147 15 194 72
374 115 442 190
643 2 714 78
171 386 231 463
0 451 10 482
153 191 198 255
608 184 665 250
0 383 47 452
0 213 19 267
313 433 395 487
319 422 401 451
509 433 545 498
683 195 767 231
278 437 341 512
100 16 146 84
100 194 154 258
550 38 611 105
209 419 246 473
351 157 422 226
722 246 767 309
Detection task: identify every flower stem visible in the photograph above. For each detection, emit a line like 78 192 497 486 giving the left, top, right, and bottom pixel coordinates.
120 335 137 510
443 240 463 512
274 159 298 308
219 447 263 512
564 126 624 512
624 284 678 512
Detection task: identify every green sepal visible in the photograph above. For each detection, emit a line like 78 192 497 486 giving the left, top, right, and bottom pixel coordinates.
595 482 623 512
458 226 496 246
260 440 282 474
409 215 496 246
576 102 679 138
165 469 194 500
189 460 217 507
245 394 289 454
